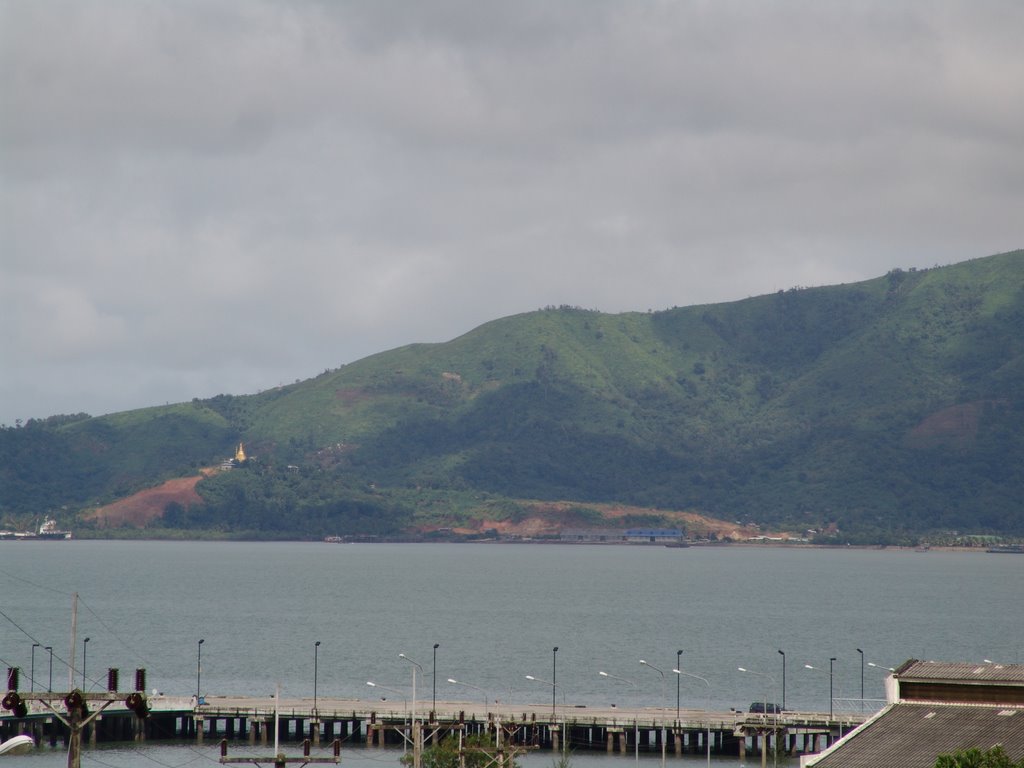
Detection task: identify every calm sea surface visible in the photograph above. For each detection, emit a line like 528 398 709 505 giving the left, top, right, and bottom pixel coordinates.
2 541 1022 766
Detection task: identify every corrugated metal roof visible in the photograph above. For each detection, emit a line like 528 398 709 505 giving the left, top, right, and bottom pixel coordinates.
898 661 1024 684
807 702 1024 768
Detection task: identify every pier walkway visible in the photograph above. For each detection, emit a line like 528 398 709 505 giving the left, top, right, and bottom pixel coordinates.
2 693 873 760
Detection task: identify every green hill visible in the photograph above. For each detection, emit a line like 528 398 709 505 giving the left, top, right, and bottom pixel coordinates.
2 250 1023 543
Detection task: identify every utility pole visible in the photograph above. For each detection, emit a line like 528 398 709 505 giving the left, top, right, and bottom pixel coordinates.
3 665 152 768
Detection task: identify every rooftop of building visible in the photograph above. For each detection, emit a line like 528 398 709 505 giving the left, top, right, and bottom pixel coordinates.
806 701 1024 768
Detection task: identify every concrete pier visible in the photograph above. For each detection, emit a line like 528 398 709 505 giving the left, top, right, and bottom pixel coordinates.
1 694 865 761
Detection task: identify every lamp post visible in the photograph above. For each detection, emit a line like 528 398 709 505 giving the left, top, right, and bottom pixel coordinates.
525 674 565 710
367 680 407 705
738 667 777 768
399 653 424 768
196 639 204 703
778 650 786 711
552 647 558 719
367 682 409 754
868 662 895 705
526 675 564 754
673 669 711 768
856 649 864 712
448 678 489 715
31 643 40 692
314 640 321 714
804 662 837 720
639 659 667 768
830 658 836 720
599 670 639 766
81 637 90 690
432 643 439 717
45 646 53 692
676 650 683 721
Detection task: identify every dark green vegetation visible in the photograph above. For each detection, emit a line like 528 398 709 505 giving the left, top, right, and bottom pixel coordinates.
400 733 522 768
2 251 1023 543
935 746 1024 768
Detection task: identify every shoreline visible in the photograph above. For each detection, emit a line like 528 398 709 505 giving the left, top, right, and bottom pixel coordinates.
2 535 1015 553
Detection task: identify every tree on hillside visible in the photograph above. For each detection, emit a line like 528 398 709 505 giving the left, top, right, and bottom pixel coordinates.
934 746 1024 768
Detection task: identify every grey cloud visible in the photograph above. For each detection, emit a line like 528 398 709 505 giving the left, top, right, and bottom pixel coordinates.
1 0 1022 424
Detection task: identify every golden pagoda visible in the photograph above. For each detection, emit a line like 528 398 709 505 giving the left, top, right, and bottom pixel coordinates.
235 442 247 462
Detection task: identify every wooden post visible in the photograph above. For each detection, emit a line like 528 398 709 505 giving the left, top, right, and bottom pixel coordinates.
66 699 84 768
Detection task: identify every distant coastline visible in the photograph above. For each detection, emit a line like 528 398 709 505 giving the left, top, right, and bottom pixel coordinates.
8 530 1017 554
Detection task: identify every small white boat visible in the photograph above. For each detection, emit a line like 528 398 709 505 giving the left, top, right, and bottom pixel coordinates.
0 734 34 755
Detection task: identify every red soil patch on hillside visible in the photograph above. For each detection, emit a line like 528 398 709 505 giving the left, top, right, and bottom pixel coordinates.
905 401 992 450
449 501 769 540
335 388 371 405
84 473 210 528
84 476 770 540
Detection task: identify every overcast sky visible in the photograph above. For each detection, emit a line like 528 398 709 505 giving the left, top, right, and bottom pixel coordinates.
2 1 1022 425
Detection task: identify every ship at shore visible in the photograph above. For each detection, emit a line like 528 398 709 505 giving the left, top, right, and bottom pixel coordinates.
0 518 72 541
986 544 1024 554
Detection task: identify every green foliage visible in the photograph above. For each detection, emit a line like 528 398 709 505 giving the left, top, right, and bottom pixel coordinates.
180 464 413 537
935 745 1024 768
3 251 1024 541
401 733 521 768
0 404 234 519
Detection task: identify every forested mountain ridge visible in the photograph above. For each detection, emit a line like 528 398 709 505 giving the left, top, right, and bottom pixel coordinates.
2 250 1023 543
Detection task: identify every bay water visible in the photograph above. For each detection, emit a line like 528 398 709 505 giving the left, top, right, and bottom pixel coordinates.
2 541 1022 766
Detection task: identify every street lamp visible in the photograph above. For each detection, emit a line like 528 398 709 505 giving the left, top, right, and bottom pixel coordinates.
639 659 667 768
525 675 563 754
31 643 40 692
676 650 683 720
599 670 639 766
738 667 778 768
399 653 424 717
830 658 836 719
81 637 90 690
314 641 321 714
367 680 408 705
525 674 563 707
868 662 895 704
432 643 439 716
804 662 838 720
196 639 204 703
778 650 786 711
448 678 488 714
367 682 409 754
45 646 53 692
399 652 425 768
673 669 711 768
856 649 864 712
552 647 558 719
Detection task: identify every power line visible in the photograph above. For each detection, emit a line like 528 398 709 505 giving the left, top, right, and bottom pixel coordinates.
0 564 72 597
